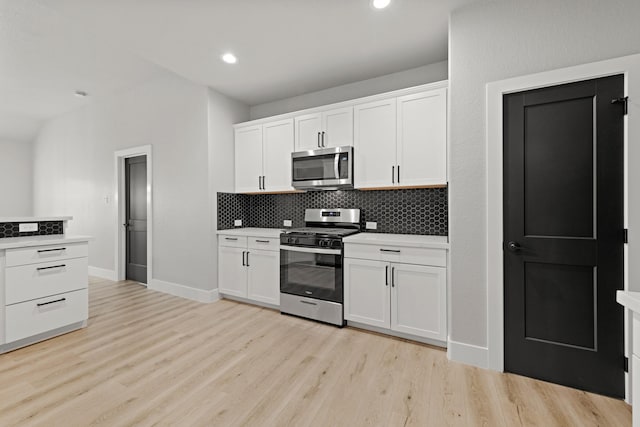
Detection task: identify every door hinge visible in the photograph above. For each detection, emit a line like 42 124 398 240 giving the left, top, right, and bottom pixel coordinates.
624 228 629 244
611 96 628 115
624 356 629 373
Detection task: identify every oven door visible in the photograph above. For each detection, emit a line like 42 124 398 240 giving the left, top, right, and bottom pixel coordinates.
280 245 343 303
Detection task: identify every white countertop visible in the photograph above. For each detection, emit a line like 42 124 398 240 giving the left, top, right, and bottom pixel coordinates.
343 233 449 249
0 216 72 223
617 290 640 313
0 235 93 250
216 228 285 238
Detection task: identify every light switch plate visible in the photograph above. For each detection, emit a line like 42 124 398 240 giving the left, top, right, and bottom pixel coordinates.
283 220 292 227
234 219 242 227
366 222 377 230
19 223 38 232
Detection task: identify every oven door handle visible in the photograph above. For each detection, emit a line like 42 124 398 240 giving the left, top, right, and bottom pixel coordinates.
280 245 341 255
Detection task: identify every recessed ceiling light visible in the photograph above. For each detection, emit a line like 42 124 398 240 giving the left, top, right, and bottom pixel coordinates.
372 0 391 9
74 90 88 98
221 53 237 64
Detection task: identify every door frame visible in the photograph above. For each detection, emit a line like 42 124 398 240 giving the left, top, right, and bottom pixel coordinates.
114 145 153 285
486 55 639 384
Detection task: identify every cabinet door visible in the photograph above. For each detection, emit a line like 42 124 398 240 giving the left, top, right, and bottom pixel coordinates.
397 89 447 186
391 263 446 341
247 249 280 306
235 125 263 193
322 106 353 148
344 258 390 328
634 355 640 427
294 113 322 151
218 246 247 298
354 98 397 189
263 119 294 192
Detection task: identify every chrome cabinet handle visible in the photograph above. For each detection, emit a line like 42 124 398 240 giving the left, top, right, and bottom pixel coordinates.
380 249 401 253
321 131 326 147
246 251 250 267
391 266 395 287
397 165 400 183
318 132 321 148
242 251 246 266
37 297 66 307
37 248 66 253
392 166 395 184
262 176 266 190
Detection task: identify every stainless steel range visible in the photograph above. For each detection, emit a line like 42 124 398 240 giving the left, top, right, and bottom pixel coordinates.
280 208 361 326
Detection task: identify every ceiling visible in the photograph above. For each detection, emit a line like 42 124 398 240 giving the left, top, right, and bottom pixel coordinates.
1 0 478 142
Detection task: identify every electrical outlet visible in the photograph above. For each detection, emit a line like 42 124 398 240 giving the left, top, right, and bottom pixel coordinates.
19 223 38 232
283 219 292 227
234 219 242 227
366 222 377 230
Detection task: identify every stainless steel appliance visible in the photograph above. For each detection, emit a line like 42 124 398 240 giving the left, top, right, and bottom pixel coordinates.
280 208 361 326
291 146 353 190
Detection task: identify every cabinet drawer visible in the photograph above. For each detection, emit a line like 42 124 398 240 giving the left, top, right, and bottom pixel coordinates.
248 237 280 251
219 235 248 248
6 242 88 267
344 243 446 267
5 257 88 305
5 289 88 343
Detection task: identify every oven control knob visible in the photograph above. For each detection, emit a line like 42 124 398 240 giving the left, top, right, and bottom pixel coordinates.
319 240 327 247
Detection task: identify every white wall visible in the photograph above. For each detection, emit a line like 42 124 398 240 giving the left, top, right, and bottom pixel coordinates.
249 61 448 119
33 70 246 292
0 139 33 216
448 0 640 354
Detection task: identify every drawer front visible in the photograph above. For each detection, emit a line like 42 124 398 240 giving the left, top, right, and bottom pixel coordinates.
6 242 88 267
5 289 88 343
5 257 88 305
344 243 446 267
219 235 248 248
248 237 280 251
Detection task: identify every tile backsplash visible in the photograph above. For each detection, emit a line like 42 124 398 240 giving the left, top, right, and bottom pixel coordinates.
0 221 64 239
217 188 447 235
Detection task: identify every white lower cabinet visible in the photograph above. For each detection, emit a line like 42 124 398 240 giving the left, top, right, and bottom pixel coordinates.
344 239 447 343
218 234 280 306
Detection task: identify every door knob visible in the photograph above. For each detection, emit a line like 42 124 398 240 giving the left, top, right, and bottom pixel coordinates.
507 241 521 252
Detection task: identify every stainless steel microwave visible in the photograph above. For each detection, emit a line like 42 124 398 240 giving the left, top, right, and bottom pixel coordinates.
291 146 353 190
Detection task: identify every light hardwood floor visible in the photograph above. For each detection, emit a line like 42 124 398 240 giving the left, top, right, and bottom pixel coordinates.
0 277 631 426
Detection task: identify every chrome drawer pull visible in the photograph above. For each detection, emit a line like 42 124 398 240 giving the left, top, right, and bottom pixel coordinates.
37 297 66 307
37 264 66 271
300 300 317 306
379 249 401 253
37 248 66 253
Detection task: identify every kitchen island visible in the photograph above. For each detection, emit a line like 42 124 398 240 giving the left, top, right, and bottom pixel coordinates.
0 216 91 353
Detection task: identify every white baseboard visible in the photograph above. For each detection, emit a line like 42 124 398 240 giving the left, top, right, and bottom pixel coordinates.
88 266 117 281
149 278 220 303
447 340 489 369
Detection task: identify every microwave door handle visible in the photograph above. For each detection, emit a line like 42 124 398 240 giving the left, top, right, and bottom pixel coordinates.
334 154 340 179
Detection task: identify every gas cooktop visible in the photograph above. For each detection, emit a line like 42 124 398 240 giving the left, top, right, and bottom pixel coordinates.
282 227 360 237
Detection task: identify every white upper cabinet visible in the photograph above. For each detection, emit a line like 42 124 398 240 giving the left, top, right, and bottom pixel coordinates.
354 87 447 189
397 89 447 186
235 119 294 193
263 119 294 192
235 125 263 193
353 98 397 189
294 107 353 151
